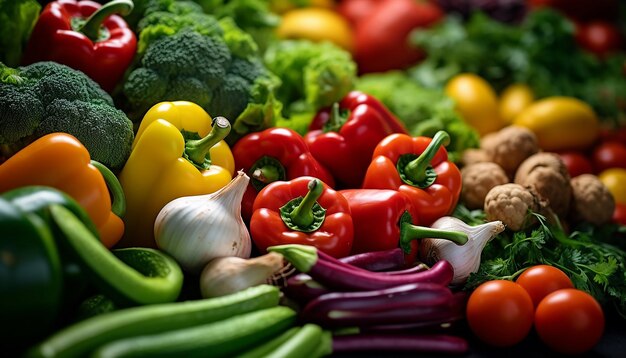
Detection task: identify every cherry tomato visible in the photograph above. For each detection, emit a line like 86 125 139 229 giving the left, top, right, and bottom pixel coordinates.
592 141 626 172
576 21 623 57
558 151 594 178
515 265 574 307
466 280 534 347
613 202 626 225
535 289 605 354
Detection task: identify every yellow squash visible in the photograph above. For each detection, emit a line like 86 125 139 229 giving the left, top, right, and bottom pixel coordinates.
513 97 599 151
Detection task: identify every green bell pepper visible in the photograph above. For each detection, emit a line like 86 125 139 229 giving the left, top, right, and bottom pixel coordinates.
0 195 63 344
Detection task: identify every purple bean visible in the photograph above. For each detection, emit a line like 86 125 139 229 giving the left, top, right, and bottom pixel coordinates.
283 273 331 304
332 334 469 354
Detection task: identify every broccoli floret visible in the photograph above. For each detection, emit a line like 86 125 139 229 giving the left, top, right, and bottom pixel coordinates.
124 11 281 143
0 62 134 169
142 30 231 82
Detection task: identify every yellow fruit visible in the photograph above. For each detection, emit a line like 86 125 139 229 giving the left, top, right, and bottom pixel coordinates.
499 84 534 124
599 168 626 205
277 8 353 52
513 97 599 151
445 73 504 136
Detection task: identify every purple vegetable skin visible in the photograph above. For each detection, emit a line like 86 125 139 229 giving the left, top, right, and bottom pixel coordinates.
332 334 469 354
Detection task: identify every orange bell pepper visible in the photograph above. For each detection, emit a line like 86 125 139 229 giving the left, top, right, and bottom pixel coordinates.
0 133 125 248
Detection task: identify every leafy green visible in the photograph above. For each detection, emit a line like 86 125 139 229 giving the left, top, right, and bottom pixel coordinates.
465 212 626 317
409 9 626 125
264 39 357 133
356 71 480 163
0 0 41 67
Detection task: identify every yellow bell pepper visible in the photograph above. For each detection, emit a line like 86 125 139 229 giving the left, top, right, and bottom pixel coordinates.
118 101 235 248
277 7 354 52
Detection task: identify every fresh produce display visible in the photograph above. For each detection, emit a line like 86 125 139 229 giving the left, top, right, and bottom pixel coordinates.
2 0 626 356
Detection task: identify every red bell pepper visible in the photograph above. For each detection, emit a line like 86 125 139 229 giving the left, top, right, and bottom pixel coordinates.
232 127 335 222
352 0 443 74
339 188 468 265
21 0 136 92
339 189 420 260
362 131 462 226
305 91 408 189
250 177 354 258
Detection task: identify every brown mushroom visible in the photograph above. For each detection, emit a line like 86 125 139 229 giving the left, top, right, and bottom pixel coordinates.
484 183 545 231
514 152 572 218
570 174 615 225
481 125 540 177
461 162 509 209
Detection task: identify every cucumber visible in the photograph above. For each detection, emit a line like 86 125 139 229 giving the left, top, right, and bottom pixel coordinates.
235 327 301 358
91 306 297 358
27 285 281 358
48 205 183 306
237 324 332 358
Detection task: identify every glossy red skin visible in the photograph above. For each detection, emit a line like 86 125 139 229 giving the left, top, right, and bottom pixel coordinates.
613 202 626 225
306 91 408 188
466 280 534 347
592 141 626 172
535 289 605 354
21 0 136 92
362 134 462 226
515 265 574 307
233 127 335 223
336 0 378 26
339 189 420 263
353 0 443 74
558 151 594 178
250 176 354 258
576 21 623 57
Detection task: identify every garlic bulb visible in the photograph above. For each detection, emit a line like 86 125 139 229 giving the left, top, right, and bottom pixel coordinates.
419 217 505 286
154 171 252 274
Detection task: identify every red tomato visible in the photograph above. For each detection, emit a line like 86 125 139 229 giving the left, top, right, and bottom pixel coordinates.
515 265 574 307
466 280 534 347
535 289 605 354
614 202 626 225
336 0 377 26
558 151 594 178
576 21 623 57
592 141 626 172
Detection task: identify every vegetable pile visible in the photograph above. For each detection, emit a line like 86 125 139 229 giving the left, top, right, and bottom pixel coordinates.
1 0 626 357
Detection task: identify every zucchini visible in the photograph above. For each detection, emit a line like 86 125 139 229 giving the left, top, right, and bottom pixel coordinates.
48 204 183 306
91 306 297 358
235 327 301 358
27 285 281 358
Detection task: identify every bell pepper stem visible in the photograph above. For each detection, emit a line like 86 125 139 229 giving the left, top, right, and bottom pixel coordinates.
78 0 134 42
252 165 280 184
90 160 126 218
290 179 323 228
323 102 348 133
399 222 468 254
185 116 231 170
404 131 450 183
